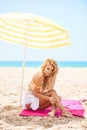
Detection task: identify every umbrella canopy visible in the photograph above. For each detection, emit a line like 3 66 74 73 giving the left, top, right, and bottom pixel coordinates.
0 12 70 48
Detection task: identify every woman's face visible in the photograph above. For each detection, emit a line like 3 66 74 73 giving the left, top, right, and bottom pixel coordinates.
43 64 54 77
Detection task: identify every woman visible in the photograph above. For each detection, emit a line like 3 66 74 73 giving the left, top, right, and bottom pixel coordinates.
23 58 73 117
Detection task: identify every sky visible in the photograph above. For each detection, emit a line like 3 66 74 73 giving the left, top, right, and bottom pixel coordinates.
0 0 87 61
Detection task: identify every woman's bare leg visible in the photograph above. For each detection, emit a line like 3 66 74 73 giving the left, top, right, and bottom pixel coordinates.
39 90 58 116
39 99 51 109
50 90 73 117
47 104 57 116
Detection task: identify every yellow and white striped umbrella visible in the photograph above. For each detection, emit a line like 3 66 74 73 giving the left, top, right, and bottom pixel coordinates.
0 12 70 48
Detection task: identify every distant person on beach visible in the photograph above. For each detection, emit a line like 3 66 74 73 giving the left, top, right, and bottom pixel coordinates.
22 58 73 117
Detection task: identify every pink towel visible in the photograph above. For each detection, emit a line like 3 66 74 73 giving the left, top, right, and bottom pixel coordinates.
19 99 85 117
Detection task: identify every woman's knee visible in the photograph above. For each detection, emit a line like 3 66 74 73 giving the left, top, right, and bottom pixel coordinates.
58 96 61 101
51 89 56 94
51 89 59 96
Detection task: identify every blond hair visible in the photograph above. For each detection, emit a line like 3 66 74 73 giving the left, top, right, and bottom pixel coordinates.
42 58 58 90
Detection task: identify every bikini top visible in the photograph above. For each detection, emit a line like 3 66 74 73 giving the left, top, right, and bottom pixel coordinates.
28 80 49 93
29 80 42 90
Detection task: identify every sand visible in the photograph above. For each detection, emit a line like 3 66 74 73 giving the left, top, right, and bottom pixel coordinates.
0 67 87 130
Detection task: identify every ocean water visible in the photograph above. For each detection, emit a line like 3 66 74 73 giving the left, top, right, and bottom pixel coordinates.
0 61 87 67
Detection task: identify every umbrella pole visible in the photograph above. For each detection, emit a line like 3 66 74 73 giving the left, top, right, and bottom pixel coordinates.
20 45 27 106
19 22 31 106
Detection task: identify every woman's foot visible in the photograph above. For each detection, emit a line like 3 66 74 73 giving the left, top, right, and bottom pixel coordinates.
62 110 73 118
48 111 55 117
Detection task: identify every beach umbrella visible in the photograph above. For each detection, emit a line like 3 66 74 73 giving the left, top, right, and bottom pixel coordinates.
0 12 71 105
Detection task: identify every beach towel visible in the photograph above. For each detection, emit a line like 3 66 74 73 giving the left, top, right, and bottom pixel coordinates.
19 99 85 117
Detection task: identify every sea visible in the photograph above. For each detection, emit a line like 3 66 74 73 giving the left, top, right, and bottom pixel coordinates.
0 61 87 67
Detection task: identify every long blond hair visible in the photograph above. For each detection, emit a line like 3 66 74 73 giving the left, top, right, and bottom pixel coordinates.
42 58 58 90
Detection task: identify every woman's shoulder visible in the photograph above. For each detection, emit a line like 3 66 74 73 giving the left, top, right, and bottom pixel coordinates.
33 68 43 79
30 69 43 85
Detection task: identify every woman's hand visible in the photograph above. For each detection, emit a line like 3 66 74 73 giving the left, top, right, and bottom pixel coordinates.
48 97 56 104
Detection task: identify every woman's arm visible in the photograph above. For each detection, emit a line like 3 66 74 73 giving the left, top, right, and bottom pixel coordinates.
32 87 50 100
32 87 55 104
45 74 57 91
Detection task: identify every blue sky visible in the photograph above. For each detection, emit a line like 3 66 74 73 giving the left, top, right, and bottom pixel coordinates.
0 0 87 61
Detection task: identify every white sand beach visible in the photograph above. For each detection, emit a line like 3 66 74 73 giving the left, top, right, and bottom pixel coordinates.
0 67 87 130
